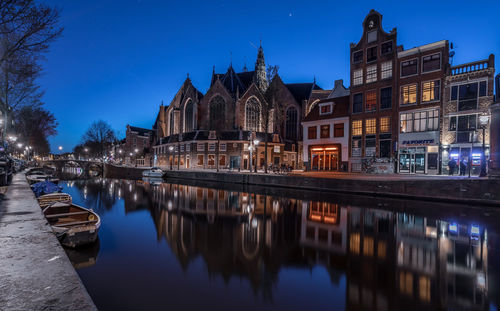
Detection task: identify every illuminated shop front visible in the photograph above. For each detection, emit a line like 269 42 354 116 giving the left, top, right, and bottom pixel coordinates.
398 130 440 174
442 144 489 176
309 145 341 171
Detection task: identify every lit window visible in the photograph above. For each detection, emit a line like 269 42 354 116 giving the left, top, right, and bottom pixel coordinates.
352 120 362 136
400 113 413 133
380 117 390 133
381 61 392 79
197 154 204 165
422 80 440 102
413 111 427 132
366 118 376 134
419 276 431 302
366 65 377 83
350 233 360 254
399 271 413 296
363 237 374 256
427 109 439 131
365 90 377 112
401 84 417 105
208 154 215 166
353 69 363 85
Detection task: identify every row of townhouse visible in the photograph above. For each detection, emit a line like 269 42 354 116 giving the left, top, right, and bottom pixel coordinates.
303 9 496 175
125 9 497 176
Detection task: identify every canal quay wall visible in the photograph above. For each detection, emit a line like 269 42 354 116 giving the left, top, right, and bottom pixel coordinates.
103 163 148 179
163 170 500 206
0 173 97 310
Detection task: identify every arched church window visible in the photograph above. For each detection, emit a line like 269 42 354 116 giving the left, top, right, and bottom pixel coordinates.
184 99 194 132
285 107 298 140
245 97 260 132
169 110 175 135
209 95 225 131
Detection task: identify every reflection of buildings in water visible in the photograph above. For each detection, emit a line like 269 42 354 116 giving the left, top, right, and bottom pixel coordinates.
346 207 396 311
395 214 488 310
148 182 303 300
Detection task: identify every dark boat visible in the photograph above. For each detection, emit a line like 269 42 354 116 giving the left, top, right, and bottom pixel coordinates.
43 202 101 248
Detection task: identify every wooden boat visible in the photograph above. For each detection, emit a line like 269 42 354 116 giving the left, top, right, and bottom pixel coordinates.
37 193 72 209
43 202 101 248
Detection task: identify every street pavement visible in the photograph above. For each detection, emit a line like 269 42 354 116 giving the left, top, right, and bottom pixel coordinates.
0 173 96 311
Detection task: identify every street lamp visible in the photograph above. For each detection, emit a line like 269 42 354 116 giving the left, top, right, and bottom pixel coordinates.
58 146 63 151
253 139 260 173
479 113 490 177
169 146 174 170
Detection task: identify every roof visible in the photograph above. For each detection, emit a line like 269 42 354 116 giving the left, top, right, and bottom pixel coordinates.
302 95 349 122
211 66 255 96
397 40 448 58
128 126 153 136
154 130 281 145
285 83 323 104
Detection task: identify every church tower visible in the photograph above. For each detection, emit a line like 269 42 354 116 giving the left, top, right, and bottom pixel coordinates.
254 43 267 93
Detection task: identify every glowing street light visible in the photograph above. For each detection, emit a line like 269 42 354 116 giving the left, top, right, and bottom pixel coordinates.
17 143 23 148
58 146 63 151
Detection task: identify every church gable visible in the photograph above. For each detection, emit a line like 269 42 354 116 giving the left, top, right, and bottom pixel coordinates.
236 83 268 131
199 79 235 131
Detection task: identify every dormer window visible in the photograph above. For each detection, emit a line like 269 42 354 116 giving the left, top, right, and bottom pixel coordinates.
319 103 333 115
367 30 377 43
208 130 216 139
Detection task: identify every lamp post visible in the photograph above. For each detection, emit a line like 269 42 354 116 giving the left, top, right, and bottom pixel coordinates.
479 113 490 177
253 139 260 173
249 144 253 172
169 146 174 170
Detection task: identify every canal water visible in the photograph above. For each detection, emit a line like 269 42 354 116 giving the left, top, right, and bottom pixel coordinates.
60 178 500 311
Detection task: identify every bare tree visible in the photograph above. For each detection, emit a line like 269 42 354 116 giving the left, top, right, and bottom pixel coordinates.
81 120 116 158
13 104 57 154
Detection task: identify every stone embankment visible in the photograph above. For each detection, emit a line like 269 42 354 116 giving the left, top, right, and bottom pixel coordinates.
163 170 500 206
0 173 96 310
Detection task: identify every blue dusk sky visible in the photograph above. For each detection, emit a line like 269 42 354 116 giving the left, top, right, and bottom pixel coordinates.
38 0 499 152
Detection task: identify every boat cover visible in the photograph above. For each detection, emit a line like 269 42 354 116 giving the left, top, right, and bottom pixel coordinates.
31 181 63 198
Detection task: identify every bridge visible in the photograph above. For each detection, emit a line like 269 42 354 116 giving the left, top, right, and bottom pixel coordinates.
42 159 104 178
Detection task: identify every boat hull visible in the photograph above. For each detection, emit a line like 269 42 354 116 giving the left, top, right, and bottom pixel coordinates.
54 225 99 248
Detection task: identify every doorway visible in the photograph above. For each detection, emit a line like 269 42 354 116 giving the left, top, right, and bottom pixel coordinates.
399 148 426 174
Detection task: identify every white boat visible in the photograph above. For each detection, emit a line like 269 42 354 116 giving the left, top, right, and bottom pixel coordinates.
37 193 72 209
26 174 59 185
142 167 164 178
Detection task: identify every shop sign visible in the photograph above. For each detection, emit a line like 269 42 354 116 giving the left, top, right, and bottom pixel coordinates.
274 146 280 153
401 139 434 146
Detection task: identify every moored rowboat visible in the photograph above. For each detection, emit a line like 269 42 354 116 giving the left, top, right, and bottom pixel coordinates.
43 202 100 248
37 193 72 209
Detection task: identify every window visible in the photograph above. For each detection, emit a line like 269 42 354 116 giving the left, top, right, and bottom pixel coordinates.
219 154 226 166
451 86 458 100
180 144 184 152
353 50 363 63
457 115 476 131
353 69 363 85
245 97 260 131
381 41 393 54
365 135 376 156
353 93 363 113
197 143 204 151
184 99 194 132
479 81 487 96
366 65 377 83
208 143 216 151
380 117 390 133
401 59 418 76
413 111 427 132
308 126 317 139
208 154 215 166
352 120 362 136
458 83 478 111
449 116 457 131
379 138 391 158
209 95 226 131
286 107 298 140
380 87 392 109
422 80 440 102
427 109 439 131
320 104 332 115
401 84 417 105
381 61 392 79
334 124 344 137
367 30 377 43
219 143 226 151
197 154 204 165
365 90 377 112
320 125 330 138
422 53 440 72
366 118 376 134
186 144 190 152
352 137 362 157
367 46 377 62
400 113 413 133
